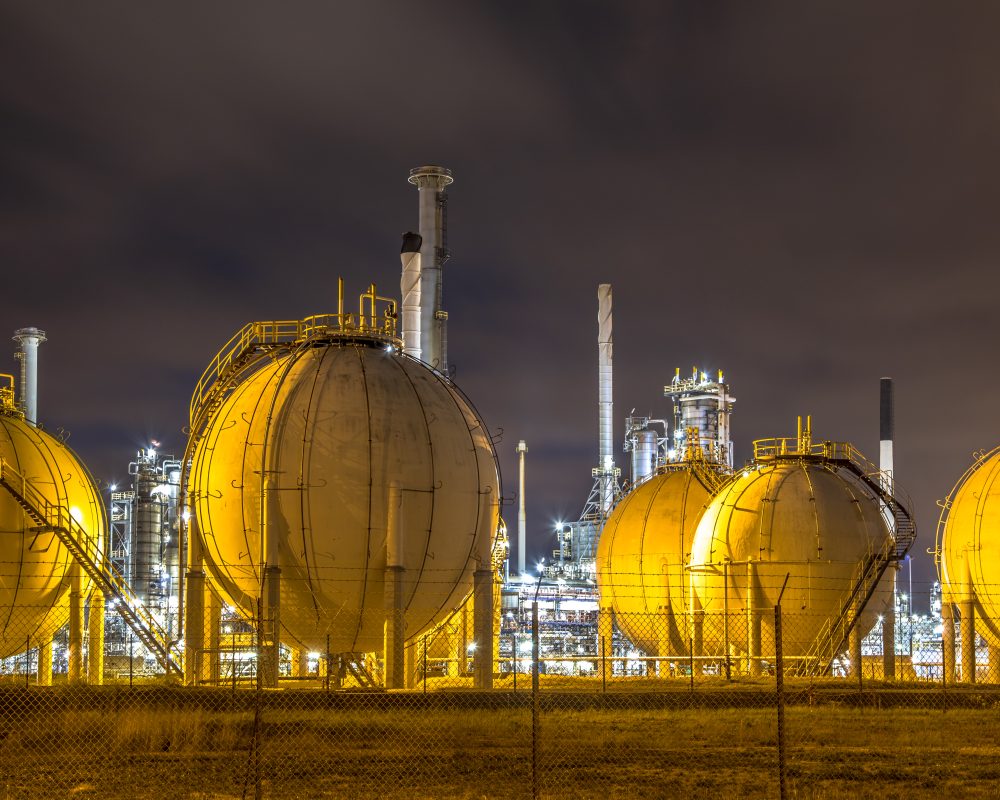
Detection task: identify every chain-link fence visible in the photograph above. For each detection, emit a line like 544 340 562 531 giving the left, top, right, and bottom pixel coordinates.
0 578 998 798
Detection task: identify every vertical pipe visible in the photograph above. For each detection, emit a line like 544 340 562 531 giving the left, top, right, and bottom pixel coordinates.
12 327 46 426
516 441 528 576
400 233 423 360
408 166 453 373
597 284 614 513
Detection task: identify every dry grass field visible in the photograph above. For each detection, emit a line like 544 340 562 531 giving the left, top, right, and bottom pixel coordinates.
0 688 997 798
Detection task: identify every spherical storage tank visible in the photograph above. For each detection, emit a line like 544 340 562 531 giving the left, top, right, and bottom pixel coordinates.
596 466 718 656
689 438 892 660
939 445 1000 645
190 321 500 654
0 393 103 659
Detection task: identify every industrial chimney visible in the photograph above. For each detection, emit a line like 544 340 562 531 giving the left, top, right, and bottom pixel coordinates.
400 232 423 360
880 377 894 492
13 327 46 426
597 284 615 513
408 166 453 373
879 376 896 681
516 440 528 576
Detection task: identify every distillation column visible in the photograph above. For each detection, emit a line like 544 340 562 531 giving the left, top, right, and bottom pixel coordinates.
408 166 453 373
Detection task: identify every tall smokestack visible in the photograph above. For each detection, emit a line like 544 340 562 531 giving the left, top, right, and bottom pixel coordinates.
408 166 453 372
13 327 46 426
880 377 894 494
400 232 423 360
597 284 614 512
516 440 528 576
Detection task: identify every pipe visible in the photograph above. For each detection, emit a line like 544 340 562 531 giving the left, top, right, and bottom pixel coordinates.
400 233 423 361
12 327 46 426
408 166 453 373
516 440 527 576
597 284 614 512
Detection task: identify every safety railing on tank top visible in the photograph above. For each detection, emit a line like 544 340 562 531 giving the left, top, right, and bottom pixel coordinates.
188 284 399 429
0 457 182 676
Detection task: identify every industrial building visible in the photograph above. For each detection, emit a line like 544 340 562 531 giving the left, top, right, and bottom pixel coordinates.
1 164 997 691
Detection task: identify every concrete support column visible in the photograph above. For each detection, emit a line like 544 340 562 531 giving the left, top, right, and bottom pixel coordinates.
882 612 896 681
849 625 862 680
384 566 405 689
37 639 52 686
473 569 493 689
988 645 1000 684
746 562 761 677
942 603 956 685
384 482 406 690
404 641 416 689
87 588 105 685
208 591 222 685
261 566 281 688
458 602 470 675
656 608 672 677
692 601 704 677
960 599 976 684
68 565 84 683
184 570 206 685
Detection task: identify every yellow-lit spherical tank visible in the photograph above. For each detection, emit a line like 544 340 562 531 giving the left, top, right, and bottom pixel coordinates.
0 410 103 659
938 446 1000 646
596 467 716 656
689 451 892 661
190 337 500 654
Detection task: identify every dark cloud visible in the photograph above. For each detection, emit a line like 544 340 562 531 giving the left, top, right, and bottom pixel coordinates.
2 1 998 604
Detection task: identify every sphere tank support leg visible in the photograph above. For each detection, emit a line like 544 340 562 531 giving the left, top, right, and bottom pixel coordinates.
261 566 281 689
37 639 52 686
959 598 976 684
473 568 493 689
383 565 405 689
68 564 84 683
988 644 1000 684
87 588 105 685
184 570 206 686
942 603 956 685
208 590 222 685
849 624 862 680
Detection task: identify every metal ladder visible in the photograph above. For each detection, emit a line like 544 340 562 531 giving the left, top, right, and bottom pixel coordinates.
794 455 916 677
0 458 182 676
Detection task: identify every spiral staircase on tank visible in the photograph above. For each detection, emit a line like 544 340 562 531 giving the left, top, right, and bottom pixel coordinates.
756 440 917 677
0 458 183 677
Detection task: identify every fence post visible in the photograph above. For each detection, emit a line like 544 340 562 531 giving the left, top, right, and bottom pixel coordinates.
724 560 731 681
253 598 263 800
775 573 790 800
129 636 134 688
689 638 694 693
512 630 517 692
600 636 606 694
531 600 540 800
423 635 428 694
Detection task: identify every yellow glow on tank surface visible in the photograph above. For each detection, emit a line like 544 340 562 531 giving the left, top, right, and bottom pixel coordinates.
190 340 499 654
939 446 1000 645
0 415 103 658
596 467 715 655
689 458 891 658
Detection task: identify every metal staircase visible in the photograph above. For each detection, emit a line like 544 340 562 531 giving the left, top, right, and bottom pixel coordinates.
786 444 917 677
0 458 182 676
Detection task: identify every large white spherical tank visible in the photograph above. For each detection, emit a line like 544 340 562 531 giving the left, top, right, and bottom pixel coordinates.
596 468 715 655
0 414 103 658
190 341 499 654
939 446 1000 646
689 459 891 658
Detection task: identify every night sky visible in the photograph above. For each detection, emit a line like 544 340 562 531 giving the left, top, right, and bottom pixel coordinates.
2 3 998 604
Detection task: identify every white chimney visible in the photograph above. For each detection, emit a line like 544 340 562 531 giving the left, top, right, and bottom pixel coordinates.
516 440 528 576
597 284 614 513
408 166 453 373
13 327 46 426
400 232 423 360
